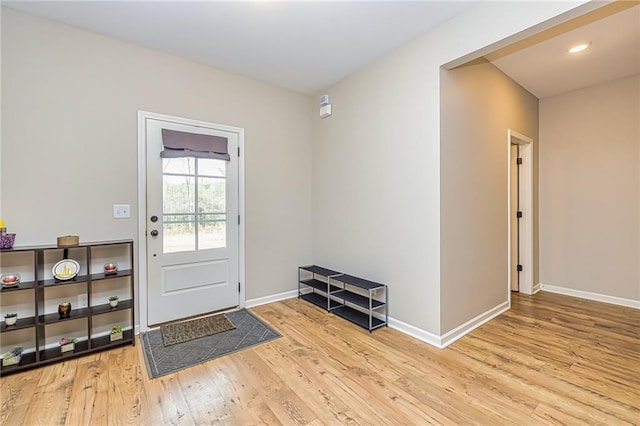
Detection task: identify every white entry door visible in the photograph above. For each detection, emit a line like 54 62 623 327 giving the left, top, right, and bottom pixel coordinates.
145 117 239 326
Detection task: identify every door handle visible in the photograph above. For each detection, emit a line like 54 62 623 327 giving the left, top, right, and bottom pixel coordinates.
150 215 158 223
150 230 159 237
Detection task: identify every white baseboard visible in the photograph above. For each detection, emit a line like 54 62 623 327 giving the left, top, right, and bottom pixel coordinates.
540 283 639 309
245 289 299 308
387 317 442 348
532 283 542 294
389 300 510 349
439 300 510 348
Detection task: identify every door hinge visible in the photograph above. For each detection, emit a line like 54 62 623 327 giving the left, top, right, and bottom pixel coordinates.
238 147 240 157
238 215 240 225
238 282 241 293
516 157 523 165
517 211 523 218
517 264 523 272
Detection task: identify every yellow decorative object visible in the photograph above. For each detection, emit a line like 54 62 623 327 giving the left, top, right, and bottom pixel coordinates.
0 220 5 227
52 259 80 281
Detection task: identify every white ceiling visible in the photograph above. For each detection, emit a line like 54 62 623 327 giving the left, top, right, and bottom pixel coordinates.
4 1 637 98
488 5 639 99
2 0 478 94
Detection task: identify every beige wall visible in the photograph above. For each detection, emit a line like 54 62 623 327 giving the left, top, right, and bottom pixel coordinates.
539 75 639 301
312 1 589 336
1 8 313 302
440 61 539 334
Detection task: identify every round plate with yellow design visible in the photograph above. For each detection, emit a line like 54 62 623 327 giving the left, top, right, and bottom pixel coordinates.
52 259 80 281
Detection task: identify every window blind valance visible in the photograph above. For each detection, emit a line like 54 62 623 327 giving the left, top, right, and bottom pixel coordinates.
160 128 230 161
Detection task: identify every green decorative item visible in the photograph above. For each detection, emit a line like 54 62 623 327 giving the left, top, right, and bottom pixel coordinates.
4 313 17 326
108 295 119 308
2 347 23 366
110 324 123 342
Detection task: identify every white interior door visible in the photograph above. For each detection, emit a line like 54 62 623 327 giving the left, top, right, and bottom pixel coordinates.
510 143 519 291
145 117 239 326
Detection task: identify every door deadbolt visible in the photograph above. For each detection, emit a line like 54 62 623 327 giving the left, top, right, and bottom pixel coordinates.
150 230 159 237
150 215 158 222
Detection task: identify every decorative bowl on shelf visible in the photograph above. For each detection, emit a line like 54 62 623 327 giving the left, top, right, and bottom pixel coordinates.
104 263 118 275
0 233 16 249
1 273 21 288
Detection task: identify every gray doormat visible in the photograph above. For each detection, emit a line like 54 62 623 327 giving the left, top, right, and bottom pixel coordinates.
140 309 281 378
161 313 236 346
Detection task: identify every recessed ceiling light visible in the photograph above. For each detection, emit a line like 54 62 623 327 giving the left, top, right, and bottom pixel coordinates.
567 42 591 54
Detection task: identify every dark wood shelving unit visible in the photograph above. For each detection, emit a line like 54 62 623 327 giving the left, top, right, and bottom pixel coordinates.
0 239 135 376
298 265 388 332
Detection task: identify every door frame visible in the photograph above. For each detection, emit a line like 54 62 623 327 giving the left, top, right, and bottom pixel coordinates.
137 110 246 332
507 129 534 297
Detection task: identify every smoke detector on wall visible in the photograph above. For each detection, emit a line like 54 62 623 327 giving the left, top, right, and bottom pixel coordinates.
319 94 332 118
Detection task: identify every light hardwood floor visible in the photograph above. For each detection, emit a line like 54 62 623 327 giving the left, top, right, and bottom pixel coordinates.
1 292 638 425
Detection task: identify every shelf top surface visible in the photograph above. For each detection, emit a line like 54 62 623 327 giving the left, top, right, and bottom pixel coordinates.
1 239 133 252
299 265 385 289
334 274 384 290
299 265 342 277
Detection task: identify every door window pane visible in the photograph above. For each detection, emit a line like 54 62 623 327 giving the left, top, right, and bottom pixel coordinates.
163 175 195 214
163 158 195 175
198 214 226 249
198 177 225 213
163 214 195 253
199 159 226 177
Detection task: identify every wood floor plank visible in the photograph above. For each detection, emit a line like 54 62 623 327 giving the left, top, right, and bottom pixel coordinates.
63 358 111 425
204 356 280 426
103 346 146 425
0 367 42 425
229 348 319 425
21 358 78 425
1 292 638 424
137 370 195 425
177 363 233 423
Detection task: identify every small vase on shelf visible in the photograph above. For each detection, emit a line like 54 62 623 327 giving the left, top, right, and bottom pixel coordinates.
4 313 17 326
58 302 71 319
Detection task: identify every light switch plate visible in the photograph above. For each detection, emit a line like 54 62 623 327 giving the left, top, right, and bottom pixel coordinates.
113 204 131 219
